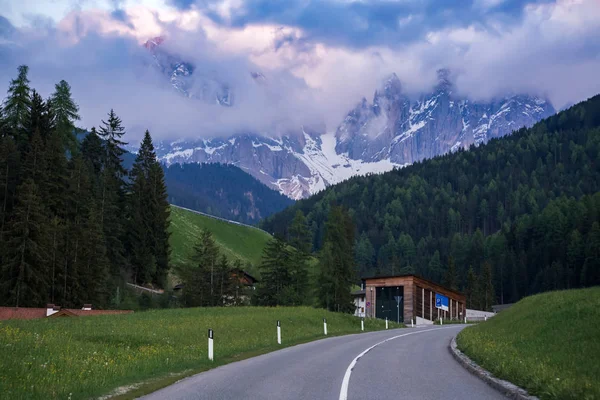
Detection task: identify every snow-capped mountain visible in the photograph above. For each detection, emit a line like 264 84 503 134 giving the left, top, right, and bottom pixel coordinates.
141 39 556 200
335 70 555 164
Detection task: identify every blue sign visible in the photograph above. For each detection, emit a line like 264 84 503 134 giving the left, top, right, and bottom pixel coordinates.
435 293 449 311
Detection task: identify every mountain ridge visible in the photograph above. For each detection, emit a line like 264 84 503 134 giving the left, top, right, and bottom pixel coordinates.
138 39 556 199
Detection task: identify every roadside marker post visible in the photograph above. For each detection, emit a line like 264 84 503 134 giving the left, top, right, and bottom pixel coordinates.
323 318 328 335
361 318 364 331
385 318 388 329
485 316 487 321
464 316 467 324
208 329 214 361
411 318 414 328
440 317 443 326
277 320 281 345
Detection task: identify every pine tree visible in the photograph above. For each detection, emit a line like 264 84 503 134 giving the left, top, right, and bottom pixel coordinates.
182 229 220 306
0 180 49 307
148 158 171 286
443 256 458 290
98 109 127 178
97 110 128 276
255 237 292 306
49 80 80 153
127 130 170 286
317 206 355 313
81 128 104 179
289 210 311 254
0 137 20 246
465 265 477 309
481 261 495 311
28 91 55 142
2 65 31 149
78 203 110 306
215 254 234 305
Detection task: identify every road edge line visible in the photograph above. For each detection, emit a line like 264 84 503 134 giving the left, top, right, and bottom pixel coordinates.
449 336 539 400
338 326 458 400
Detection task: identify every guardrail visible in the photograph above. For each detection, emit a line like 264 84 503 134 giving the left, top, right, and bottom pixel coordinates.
170 204 273 236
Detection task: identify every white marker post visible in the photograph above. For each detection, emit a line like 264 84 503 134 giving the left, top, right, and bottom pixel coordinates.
411 318 414 328
208 329 214 361
464 316 467 324
323 318 328 335
361 318 364 331
440 317 443 326
385 318 388 329
485 316 487 321
277 320 281 345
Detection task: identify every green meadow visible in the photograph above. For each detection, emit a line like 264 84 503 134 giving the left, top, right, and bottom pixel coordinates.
458 287 600 400
0 307 402 400
169 205 272 270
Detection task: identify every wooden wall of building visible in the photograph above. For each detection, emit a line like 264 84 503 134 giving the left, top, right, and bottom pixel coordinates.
364 275 466 322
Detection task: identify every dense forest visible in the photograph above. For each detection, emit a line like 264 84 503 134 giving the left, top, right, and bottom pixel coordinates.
262 94 600 309
0 65 171 308
164 162 293 224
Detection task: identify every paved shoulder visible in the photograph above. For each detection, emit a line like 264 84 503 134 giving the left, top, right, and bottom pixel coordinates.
141 326 505 400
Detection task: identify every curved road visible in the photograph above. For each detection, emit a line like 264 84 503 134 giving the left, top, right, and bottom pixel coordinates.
141 326 505 400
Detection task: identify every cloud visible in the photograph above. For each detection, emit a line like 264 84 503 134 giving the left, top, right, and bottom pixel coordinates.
0 0 599 143
0 12 324 142
171 0 556 49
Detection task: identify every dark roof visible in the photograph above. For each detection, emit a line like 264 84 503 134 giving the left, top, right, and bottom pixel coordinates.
233 269 258 284
351 290 366 296
0 307 47 320
361 274 465 296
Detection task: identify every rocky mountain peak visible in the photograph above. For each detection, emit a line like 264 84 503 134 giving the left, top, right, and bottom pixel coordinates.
434 68 453 93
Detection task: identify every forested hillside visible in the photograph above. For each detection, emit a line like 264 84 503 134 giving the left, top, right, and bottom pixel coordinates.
164 162 293 224
262 94 600 308
0 66 171 308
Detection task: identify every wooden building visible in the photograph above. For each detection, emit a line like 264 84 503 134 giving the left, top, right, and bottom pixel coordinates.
362 275 466 324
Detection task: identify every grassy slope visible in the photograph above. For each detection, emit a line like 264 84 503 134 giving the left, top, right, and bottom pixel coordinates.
169 206 272 269
0 307 402 400
457 287 600 400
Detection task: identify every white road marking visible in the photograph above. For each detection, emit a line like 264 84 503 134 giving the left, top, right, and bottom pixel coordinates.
338 326 460 400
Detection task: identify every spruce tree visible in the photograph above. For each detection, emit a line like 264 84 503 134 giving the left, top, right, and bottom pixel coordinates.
49 80 80 153
255 237 292 306
2 65 31 150
443 256 458 290
0 137 20 246
317 206 355 313
0 180 49 307
97 110 128 276
180 229 220 307
127 130 170 286
465 265 477 309
289 210 311 254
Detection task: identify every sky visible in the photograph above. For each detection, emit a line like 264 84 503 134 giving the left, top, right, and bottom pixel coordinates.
0 0 599 141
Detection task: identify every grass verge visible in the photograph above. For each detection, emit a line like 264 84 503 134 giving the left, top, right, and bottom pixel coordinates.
457 287 600 400
0 306 402 400
169 206 272 269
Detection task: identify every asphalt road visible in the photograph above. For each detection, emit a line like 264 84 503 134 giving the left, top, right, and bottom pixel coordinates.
141 325 506 400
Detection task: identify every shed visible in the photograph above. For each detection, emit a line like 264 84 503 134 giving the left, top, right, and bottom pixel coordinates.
362 274 466 324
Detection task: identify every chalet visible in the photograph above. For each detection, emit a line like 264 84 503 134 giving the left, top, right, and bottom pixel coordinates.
173 269 258 292
0 304 133 321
